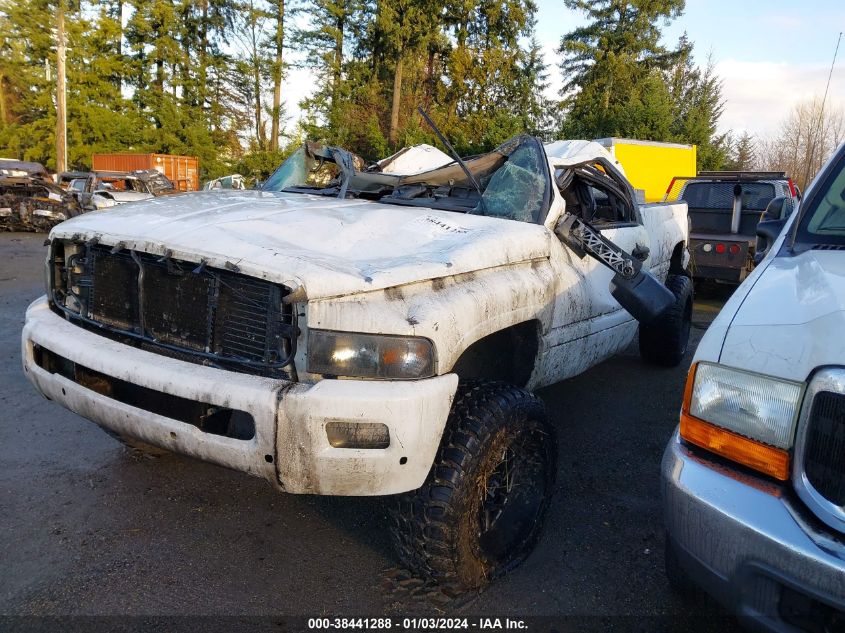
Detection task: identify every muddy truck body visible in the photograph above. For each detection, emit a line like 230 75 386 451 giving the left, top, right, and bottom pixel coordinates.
22 136 690 588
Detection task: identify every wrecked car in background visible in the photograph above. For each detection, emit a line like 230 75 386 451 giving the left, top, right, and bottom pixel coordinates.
203 174 247 191
0 160 82 232
70 169 178 211
56 171 91 190
0 159 50 178
23 134 691 589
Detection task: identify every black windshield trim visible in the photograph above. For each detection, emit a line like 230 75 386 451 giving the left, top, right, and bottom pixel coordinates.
787 143 845 253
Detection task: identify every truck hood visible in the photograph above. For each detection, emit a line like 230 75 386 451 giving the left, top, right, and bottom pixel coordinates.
730 250 845 326
718 249 845 381
51 190 552 300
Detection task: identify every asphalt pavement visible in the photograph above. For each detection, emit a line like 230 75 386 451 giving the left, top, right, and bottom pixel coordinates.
0 232 740 631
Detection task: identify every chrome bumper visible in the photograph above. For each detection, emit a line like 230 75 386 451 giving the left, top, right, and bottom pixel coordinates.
662 430 845 631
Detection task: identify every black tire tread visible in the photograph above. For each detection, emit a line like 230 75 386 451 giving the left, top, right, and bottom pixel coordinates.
639 274 693 367
388 380 555 588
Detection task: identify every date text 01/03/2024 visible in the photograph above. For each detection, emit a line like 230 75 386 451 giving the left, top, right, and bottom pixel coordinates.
306 618 528 630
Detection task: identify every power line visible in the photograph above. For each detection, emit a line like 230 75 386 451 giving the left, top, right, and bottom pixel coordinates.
802 31 842 190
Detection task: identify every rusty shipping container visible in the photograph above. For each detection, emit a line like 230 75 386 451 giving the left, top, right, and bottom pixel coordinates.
91 154 200 191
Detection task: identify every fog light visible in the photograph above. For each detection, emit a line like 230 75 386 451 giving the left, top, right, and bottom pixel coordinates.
326 421 390 449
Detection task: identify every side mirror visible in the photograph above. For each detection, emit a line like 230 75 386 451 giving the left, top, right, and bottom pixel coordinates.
754 217 788 264
761 196 789 221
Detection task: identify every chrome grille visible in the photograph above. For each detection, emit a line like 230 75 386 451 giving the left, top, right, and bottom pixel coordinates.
794 368 845 534
804 392 845 506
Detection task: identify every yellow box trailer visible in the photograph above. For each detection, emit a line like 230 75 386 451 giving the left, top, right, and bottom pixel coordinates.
595 138 696 203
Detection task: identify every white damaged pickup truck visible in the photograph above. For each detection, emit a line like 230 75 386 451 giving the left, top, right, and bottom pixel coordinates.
22 135 690 588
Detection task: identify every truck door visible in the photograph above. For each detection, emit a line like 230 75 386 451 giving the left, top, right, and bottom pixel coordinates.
557 165 651 334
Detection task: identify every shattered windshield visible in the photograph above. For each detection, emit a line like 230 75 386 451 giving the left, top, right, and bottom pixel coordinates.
97 177 151 194
141 172 176 195
262 142 351 193
261 135 552 224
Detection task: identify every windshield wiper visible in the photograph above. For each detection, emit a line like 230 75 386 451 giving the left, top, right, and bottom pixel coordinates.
282 185 343 197
417 107 485 208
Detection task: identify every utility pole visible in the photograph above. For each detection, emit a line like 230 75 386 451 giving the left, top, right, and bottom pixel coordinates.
55 0 68 174
270 0 284 152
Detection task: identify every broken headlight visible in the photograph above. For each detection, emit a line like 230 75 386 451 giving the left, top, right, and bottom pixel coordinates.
307 329 435 379
48 239 86 314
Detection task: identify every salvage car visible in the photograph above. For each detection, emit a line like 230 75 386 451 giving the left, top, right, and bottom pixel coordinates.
203 174 247 190
663 143 845 630
0 159 50 178
71 169 177 210
56 171 91 190
23 135 692 588
0 170 82 232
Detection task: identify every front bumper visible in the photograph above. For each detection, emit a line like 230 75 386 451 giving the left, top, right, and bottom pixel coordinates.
662 430 845 631
22 297 458 496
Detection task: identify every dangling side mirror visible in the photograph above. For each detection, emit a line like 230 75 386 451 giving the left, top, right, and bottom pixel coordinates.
761 196 790 222
754 197 791 264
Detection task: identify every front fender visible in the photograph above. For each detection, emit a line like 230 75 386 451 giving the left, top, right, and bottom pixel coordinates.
306 259 556 375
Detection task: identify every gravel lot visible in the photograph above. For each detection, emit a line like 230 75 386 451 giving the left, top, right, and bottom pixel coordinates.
0 232 740 631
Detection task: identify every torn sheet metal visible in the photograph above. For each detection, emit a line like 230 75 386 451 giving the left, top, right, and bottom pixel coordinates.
544 140 626 176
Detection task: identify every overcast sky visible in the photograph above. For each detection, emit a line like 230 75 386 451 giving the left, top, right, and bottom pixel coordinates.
284 0 845 139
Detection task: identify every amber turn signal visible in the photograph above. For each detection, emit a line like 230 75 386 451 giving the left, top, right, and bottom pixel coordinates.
680 363 791 481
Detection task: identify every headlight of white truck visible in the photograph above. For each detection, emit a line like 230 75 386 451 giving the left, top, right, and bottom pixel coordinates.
689 363 803 448
681 362 804 480
307 329 435 379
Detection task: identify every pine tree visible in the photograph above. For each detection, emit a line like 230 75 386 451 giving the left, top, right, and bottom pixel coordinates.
726 132 755 170
667 40 727 169
294 0 362 141
558 0 686 139
443 0 542 152
0 0 144 169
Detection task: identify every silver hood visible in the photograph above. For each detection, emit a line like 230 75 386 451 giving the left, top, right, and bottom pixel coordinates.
719 249 845 382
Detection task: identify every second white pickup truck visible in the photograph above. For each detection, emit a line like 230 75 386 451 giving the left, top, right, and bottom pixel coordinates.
22 135 690 588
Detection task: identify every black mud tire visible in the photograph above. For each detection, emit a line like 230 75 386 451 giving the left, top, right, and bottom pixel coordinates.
639 274 693 367
388 380 556 589
103 429 170 457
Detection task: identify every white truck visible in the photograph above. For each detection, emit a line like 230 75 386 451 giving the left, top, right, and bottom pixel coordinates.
22 135 691 588
663 143 845 628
